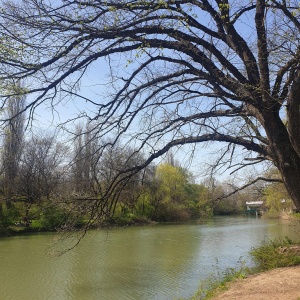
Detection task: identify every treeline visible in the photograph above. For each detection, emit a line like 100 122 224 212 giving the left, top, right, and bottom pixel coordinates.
0 96 267 234
0 135 246 234
4 126 291 234
0 115 248 233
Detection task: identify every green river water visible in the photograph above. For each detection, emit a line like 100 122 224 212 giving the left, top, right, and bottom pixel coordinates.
0 216 298 300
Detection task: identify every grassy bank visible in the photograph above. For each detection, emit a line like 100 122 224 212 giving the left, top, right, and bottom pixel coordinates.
0 214 156 238
190 237 300 300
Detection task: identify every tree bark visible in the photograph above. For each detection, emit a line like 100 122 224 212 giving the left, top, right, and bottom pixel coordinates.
262 111 300 211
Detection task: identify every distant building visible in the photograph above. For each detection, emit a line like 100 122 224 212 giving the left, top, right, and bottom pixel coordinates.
245 201 264 216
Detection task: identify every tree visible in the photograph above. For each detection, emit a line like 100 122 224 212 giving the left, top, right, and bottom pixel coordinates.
72 123 94 194
0 0 300 217
148 163 199 221
1 84 26 206
263 168 294 216
94 141 148 218
18 133 67 207
71 126 152 224
156 164 186 199
264 183 292 217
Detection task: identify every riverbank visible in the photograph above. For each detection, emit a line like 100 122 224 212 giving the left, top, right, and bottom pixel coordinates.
211 265 300 299
0 216 157 238
193 237 300 300
2 212 298 238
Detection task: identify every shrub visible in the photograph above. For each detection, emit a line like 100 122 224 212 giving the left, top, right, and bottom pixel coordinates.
250 237 300 271
0 203 22 227
39 205 68 230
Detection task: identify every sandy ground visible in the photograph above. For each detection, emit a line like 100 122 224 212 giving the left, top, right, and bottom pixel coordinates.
212 266 300 300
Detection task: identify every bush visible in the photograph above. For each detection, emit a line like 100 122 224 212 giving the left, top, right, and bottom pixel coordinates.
154 203 192 222
0 203 22 227
39 205 68 230
250 237 300 271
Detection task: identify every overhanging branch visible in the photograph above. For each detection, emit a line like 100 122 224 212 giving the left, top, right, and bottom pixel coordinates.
211 176 283 207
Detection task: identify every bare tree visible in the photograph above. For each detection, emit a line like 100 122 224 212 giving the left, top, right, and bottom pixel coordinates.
70 122 149 223
72 122 104 196
18 133 67 209
72 124 85 194
1 84 25 206
0 0 300 217
90 139 149 217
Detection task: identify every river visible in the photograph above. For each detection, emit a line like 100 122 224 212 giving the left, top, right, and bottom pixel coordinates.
0 216 298 300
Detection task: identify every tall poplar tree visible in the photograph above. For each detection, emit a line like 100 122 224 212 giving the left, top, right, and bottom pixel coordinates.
2 84 25 206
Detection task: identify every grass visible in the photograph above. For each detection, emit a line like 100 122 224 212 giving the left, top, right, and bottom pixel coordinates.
190 237 300 300
190 262 249 300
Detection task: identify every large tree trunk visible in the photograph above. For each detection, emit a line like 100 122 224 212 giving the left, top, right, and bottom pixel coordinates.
263 112 300 211
278 151 300 212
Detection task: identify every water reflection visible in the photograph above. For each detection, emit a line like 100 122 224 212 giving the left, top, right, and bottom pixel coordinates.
0 216 298 300
69 225 201 299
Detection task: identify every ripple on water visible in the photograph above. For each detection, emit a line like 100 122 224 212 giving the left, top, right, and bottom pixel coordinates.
1 217 298 300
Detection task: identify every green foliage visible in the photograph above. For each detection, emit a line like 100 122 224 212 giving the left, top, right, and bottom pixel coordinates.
198 185 213 217
29 219 44 230
261 168 293 218
213 195 245 215
250 238 300 271
38 205 68 230
294 213 300 219
153 203 189 222
264 181 293 218
106 205 150 226
0 201 71 234
134 194 155 217
147 163 205 221
185 183 205 218
111 162 210 223
155 163 187 203
0 203 22 228
117 162 246 222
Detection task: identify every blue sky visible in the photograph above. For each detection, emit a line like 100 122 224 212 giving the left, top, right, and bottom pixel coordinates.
17 0 274 186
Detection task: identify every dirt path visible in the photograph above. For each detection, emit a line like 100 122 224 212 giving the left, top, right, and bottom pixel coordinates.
212 266 300 300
